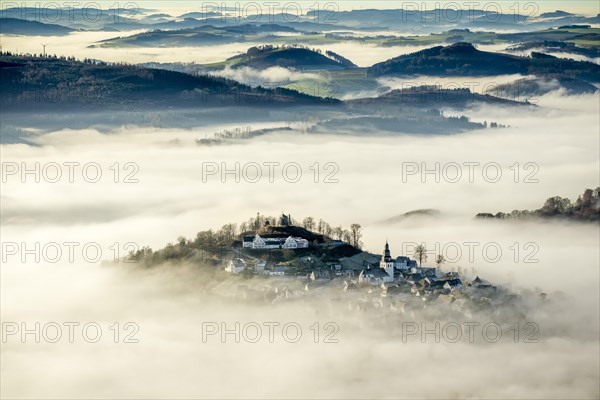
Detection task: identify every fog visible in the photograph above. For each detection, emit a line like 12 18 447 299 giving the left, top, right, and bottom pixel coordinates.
1 90 599 398
0 32 457 66
1 30 557 70
0 32 249 64
214 65 320 86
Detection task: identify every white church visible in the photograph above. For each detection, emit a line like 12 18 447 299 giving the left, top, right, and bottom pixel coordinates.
359 241 418 285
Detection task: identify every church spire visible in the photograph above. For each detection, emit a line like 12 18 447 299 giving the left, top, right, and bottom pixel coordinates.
383 239 392 262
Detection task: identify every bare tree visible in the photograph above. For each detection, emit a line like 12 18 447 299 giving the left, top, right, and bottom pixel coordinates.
317 219 324 233
322 222 332 238
342 229 352 243
435 254 445 269
302 217 315 230
334 226 343 240
219 223 237 242
349 223 363 249
414 244 427 267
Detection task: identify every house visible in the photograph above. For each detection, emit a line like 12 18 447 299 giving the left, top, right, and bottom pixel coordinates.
283 236 309 249
418 267 438 277
325 261 342 276
469 276 496 290
309 270 331 281
358 268 393 285
254 260 267 274
395 256 417 270
443 279 463 289
405 272 425 283
270 266 286 276
225 258 246 274
430 276 463 290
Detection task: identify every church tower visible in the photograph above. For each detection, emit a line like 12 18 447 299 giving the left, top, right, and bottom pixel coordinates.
383 240 392 262
380 240 395 281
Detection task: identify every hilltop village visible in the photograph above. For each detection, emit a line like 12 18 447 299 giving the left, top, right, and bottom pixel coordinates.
222 214 504 309
128 213 524 313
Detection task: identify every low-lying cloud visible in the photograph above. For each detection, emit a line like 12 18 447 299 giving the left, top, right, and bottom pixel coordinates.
1 91 599 399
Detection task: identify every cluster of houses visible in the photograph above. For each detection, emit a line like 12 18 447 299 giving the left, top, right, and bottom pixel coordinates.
242 234 309 249
342 273 499 312
224 239 501 310
229 238 492 285
225 258 286 276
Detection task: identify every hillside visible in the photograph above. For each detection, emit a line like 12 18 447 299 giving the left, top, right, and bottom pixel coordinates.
487 77 598 98
128 214 365 269
367 42 600 82
506 40 599 58
348 86 532 108
0 54 339 111
92 24 301 48
223 45 357 70
0 18 75 35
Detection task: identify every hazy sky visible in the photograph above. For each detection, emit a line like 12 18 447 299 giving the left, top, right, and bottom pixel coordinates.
6 0 600 15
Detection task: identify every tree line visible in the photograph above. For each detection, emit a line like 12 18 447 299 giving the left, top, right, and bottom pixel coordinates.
476 187 600 221
128 213 364 266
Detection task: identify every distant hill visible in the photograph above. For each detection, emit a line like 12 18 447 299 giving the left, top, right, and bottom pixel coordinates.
224 45 358 70
0 18 75 35
488 77 598 98
379 209 442 224
309 109 491 136
92 24 301 47
506 40 599 59
497 27 600 43
0 7 153 31
308 8 598 32
348 86 532 108
377 26 600 51
0 54 339 111
178 11 222 19
540 10 574 18
367 42 600 82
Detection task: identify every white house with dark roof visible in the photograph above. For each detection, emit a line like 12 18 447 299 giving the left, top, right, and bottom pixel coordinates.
225 258 247 274
254 260 267 274
242 234 308 249
358 268 392 285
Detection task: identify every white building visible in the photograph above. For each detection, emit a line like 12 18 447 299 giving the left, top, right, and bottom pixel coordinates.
358 268 392 285
225 258 246 274
378 241 419 281
379 240 395 282
283 236 309 249
242 234 309 250
254 260 267 274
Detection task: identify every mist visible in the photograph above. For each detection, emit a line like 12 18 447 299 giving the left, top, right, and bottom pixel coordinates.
3 2 600 384
1 86 598 398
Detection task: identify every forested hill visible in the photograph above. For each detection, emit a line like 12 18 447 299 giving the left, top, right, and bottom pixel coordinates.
224 45 358 69
0 54 340 111
368 42 600 82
